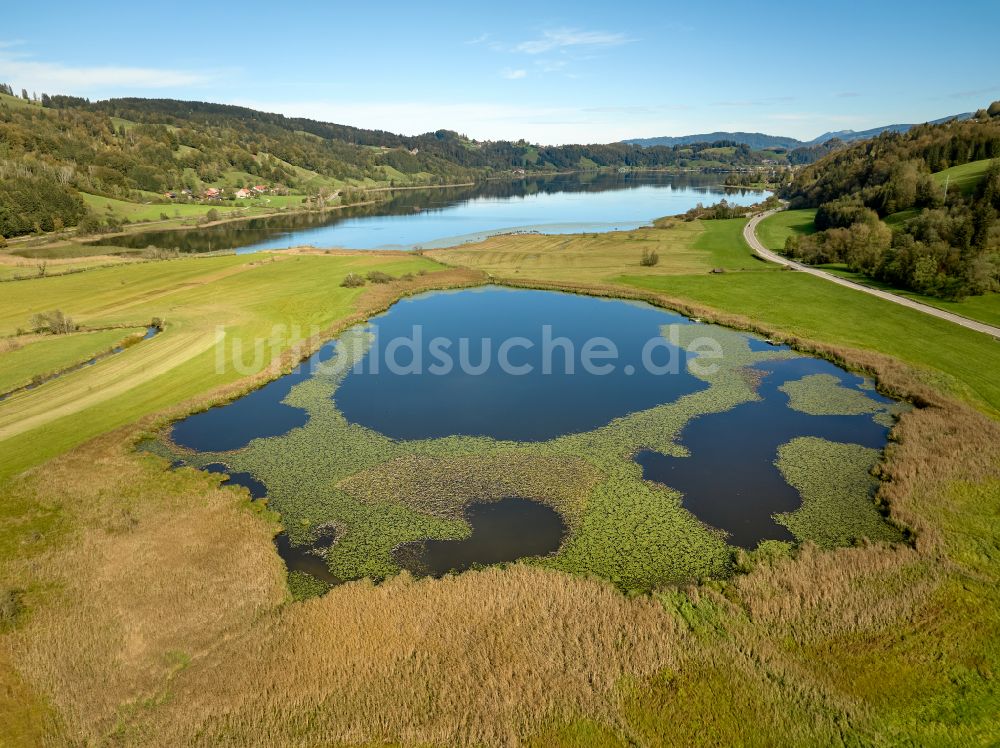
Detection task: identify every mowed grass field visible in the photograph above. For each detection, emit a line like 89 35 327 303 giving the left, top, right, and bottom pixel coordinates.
0 328 144 394
0 251 446 480
758 207 1000 329
756 208 816 250
623 270 1000 414
428 218 778 283
0 251 138 278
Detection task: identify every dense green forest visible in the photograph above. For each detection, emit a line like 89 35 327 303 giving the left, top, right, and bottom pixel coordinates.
0 88 787 238
782 102 1000 298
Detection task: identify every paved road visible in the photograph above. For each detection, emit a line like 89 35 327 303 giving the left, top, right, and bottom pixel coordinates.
744 210 1000 339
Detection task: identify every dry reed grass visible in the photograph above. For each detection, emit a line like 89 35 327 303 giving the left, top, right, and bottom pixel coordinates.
0 337 22 354
121 567 682 746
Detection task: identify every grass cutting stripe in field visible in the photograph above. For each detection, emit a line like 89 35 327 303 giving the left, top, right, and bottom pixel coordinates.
429 218 778 283
0 252 454 480
0 252 139 279
0 328 145 394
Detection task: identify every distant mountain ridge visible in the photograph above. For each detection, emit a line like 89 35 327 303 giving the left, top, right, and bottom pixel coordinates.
808 112 974 145
626 112 974 149
623 131 803 150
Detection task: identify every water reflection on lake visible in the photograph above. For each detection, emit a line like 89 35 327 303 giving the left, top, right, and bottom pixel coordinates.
90 172 767 253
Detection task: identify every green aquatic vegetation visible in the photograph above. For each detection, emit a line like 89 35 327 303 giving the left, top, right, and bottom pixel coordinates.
287 570 331 601
339 453 602 527
155 306 899 591
774 437 903 548
780 372 908 426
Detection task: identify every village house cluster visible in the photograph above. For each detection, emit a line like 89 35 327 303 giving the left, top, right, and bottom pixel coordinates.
162 185 270 201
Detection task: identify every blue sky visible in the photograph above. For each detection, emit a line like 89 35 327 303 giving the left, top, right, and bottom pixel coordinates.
2 0 998 144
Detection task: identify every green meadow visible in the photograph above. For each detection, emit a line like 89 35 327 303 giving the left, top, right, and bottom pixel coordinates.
0 328 144 394
755 207 817 250
0 251 445 480
757 205 1000 332
932 157 994 195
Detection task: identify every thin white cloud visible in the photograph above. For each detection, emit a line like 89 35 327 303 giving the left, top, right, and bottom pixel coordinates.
766 112 865 125
0 48 215 91
501 68 527 80
712 96 795 107
534 59 568 73
946 84 1000 99
464 33 491 46
513 28 633 55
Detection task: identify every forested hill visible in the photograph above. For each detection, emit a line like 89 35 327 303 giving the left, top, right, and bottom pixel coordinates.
0 89 790 238
780 101 1000 299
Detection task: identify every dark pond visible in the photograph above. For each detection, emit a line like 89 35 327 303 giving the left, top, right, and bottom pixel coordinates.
170 342 337 451
394 497 567 577
168 288 899 578
89 173 767 253
634 357 894 549
335 287 708 441
273 529 341 586
199 460 341 584
202 462 268 499
171 287 708 446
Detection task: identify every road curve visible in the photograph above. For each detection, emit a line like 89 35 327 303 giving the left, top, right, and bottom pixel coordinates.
744 210 1000 339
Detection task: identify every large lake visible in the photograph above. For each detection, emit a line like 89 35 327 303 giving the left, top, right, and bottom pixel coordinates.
93 173 767 253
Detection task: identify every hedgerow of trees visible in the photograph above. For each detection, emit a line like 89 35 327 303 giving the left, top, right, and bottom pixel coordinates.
782 104 1000 298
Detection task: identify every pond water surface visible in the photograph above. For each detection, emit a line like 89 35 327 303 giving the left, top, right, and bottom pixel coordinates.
92 173 766 253
394 497 567 577
634 357 894 548
335 288 708 441
169 288 898 581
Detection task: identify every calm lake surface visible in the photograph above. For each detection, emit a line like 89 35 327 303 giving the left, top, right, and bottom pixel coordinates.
634 357 894 548
335 288 708 441
172 287 707 448
394 497 567 577
93 173 767 253
172 288 896 573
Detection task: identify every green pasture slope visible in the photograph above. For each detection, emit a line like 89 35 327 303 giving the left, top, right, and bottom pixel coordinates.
933 158 994 195
621 219 1000 417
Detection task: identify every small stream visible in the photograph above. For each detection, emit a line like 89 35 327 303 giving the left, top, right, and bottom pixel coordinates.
0 324 162 402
